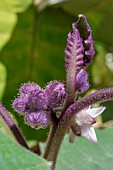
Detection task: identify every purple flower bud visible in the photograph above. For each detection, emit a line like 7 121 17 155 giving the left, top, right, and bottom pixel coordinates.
26 90 47 111
45 81 66 107
25 111 50 128
76 69 89 93
12 96 29 114
12 82 48 114
19 82 41 95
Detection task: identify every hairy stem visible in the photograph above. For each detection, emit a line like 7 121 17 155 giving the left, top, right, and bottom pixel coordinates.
65 87 113 119
43 108 58 159
0 103 29 149
44 87 113 169
43 123 57 160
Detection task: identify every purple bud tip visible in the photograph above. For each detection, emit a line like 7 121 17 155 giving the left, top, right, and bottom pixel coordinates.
12 96 29 114
45 81 66 107
76 69 89 93
25 111 50 128
19 82 41 95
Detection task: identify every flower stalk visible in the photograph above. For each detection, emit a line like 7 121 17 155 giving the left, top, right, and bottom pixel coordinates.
0 103 29 149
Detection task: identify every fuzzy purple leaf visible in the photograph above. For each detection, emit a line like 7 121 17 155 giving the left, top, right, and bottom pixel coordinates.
65 25 84 73
65 15 95 73
65 15 94 102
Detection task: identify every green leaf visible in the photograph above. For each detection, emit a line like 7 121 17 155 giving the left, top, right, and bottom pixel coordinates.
0 0 31 51
57 127 113 170
0 0 31 13
0 129 49 170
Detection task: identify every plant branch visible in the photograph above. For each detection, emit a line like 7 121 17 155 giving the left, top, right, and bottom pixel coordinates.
43 123 57 161
0 103 29 149
65 87 113 119
44 87 113 169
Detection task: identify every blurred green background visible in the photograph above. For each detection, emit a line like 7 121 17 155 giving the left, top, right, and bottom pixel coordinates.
0 0 113 142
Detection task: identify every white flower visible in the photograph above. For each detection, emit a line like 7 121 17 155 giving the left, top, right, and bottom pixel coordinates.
70 106 106 143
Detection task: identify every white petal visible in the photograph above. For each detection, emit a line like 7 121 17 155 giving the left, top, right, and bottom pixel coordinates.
81 126 97 142
87 106 106 118
76 112 95 126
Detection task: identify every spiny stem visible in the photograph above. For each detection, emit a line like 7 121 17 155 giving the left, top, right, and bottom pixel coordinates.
44 87 113 169
0 103 29 149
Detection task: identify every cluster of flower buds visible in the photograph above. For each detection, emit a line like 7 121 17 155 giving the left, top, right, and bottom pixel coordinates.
12 15 106 143
12 81 66 128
